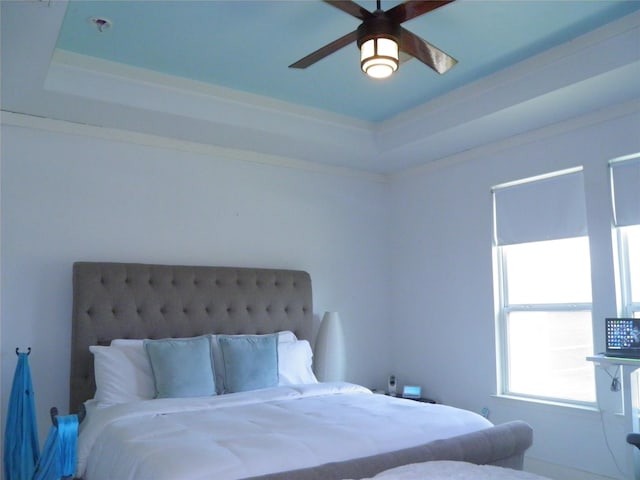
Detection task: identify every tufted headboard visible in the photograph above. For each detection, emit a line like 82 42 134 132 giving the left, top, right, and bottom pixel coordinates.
70 262 313 412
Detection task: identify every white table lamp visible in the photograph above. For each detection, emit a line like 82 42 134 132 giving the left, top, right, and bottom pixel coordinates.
314 311 346 382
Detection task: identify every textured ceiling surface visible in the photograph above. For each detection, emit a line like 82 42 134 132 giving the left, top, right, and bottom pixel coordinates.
55 0 640 122
2 1 639 174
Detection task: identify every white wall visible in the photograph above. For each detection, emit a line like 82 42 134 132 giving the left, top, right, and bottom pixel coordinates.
2 104 639 479
389 107 640 478
0 121 392 443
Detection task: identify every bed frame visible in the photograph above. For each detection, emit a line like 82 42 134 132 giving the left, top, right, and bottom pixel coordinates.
70 262 313 412
70 261 532 479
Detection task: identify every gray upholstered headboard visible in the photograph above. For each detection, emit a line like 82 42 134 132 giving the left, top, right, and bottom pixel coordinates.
70 262 313 412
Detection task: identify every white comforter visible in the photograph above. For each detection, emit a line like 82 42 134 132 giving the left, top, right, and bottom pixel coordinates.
78 383 492 480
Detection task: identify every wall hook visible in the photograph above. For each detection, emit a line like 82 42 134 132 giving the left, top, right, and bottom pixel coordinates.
15 347 31 356
50 404 86 427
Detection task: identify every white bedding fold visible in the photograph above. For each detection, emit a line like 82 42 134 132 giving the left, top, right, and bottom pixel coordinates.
78 382 492 480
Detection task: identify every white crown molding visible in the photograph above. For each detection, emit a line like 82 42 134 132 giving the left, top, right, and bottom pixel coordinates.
48 8 639 158
48 49 374 135
376 10 640 155
0 110 387 184
6 98 636 186
44 50 379 171
376 12 640 171
381 10 640 131
390 98 640 180
3 2 638 174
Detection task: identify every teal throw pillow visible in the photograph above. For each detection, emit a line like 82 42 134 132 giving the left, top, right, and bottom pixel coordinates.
144 336 216 398
218 334 278 393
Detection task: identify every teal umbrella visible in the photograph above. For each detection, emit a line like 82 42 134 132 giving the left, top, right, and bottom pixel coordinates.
4 348 40 480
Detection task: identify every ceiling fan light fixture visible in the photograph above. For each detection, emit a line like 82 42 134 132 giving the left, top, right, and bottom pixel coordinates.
288 1 458 78
360 36 399 79
356 12 400 80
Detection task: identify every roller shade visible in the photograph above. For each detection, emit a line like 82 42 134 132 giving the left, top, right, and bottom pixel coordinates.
611 157 640 227
493 169 588 246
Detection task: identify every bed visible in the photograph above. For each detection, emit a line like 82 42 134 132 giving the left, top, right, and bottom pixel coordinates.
70 262 533 480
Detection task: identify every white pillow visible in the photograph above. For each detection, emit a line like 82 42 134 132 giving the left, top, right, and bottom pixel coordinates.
110 338 144 347
89 344 155 405
278 340 318 385
279 330 298 343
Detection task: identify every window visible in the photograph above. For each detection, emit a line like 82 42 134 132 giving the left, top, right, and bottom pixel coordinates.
497 237 595 402
610 156 640 410
611 156 640 318
493 168 596 404
616 226 640 318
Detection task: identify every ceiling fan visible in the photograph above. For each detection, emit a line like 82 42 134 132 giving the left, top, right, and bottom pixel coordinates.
289 0 457 79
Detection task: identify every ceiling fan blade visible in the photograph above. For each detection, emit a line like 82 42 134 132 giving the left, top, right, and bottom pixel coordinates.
289 30 359 69
386 1 455 24
323 0 373 20
399 27 457 74
399 51 413 64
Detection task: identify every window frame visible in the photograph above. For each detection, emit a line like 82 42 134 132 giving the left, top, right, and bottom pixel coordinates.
616 226 640 318
495 238 596 406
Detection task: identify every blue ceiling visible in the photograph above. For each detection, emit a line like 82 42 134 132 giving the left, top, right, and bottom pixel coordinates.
54 1 640 123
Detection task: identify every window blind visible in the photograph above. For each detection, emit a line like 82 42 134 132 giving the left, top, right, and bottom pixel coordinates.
493 169 588 246
610 156 640 227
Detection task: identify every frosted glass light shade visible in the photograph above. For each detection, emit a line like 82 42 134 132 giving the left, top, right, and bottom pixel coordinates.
360 37 399 79
314 312 346 382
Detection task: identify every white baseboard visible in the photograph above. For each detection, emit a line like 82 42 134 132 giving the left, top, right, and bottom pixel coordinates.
524 457 620 480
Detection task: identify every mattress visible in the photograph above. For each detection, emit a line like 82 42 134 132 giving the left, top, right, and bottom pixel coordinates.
77 383 493 480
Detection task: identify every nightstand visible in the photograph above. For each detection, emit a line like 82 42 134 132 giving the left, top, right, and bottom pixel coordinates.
403 396 436 404
373 391 437 404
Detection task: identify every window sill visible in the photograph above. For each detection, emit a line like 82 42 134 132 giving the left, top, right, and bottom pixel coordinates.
491 394 599 414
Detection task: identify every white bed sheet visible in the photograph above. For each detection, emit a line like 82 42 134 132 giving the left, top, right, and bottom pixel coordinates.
78 382 492 480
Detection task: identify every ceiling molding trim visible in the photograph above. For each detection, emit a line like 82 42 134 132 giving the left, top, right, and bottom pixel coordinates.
44 50 378 167
48 49 374 135
390 98 640 180
1 110 387 184
377 61 640 171
376 10 640 150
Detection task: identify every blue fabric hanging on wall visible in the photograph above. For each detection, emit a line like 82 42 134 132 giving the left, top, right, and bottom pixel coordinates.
4 351 40 480
32 415 78 480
